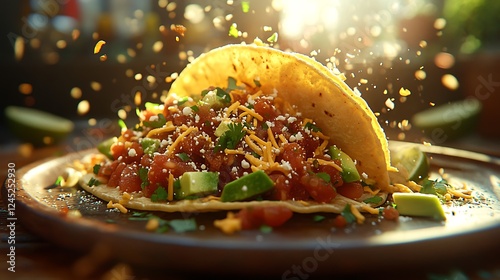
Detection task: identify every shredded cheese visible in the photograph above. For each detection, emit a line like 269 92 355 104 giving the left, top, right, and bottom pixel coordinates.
146 218 160 231
225 101 241 118
167 126 197 155
107 200 128 213
168 173 174 201
238 105 263 121
267 128 280 149
145 124 175 138
213 212 242 234
350 204 365 224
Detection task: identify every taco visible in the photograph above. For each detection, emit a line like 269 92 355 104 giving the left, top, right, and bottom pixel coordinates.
80 43 393 214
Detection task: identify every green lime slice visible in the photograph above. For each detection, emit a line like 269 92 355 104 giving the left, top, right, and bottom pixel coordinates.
5 106 74 146
412 97 482 142
391 145 429 182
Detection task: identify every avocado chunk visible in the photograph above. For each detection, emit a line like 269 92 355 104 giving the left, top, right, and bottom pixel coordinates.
392 193 446 220
328 146 361 182
220 170 274 202
97 137 117 159
177 172 219 199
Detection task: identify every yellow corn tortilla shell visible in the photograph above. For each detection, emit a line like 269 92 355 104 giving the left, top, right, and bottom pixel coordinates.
80 174 387 213
80 43 392 214
168 43 391 190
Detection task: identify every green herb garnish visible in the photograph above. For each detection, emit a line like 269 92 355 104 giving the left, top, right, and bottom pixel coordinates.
304 122 321 132
177 153 190 162
260 225 273 233
363 196 383 205
316 172 331 183
267 32 278 43
341 204 356 224
118 119 127 130
229 23 239 38
143 114 166 128
313 215 326 222
139 167 149 189
93 164 101 175
88 177 101 187
215 122 245 152
241 1 250 13
420 178 449 196
141 138 160 155
151 186 168 202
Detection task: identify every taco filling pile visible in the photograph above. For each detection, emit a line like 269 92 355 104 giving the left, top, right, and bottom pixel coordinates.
80 43 396 230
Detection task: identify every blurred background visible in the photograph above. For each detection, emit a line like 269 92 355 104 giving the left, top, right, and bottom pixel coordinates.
1 0 499 155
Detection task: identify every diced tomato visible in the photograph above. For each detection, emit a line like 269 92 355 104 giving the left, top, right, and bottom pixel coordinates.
300 173 337 203
281 143 307 176
118 164 143 193
111 142 144 164
236 206 293 229
332 215 347 228
108 162 126 187
253 98 279 120
383 206 399 220
336 182 364 200
261 206 293 227
145 154 195 197
98 161 119 177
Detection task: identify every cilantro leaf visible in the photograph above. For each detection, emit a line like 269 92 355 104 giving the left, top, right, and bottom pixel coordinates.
341 204 356 224
139 167 149 189
168 218 197 233
316 172 331 183
363 196 383 205
214 87 231 104
176 153 190 162
151 186 168 202
215 123 245 152
260 225 273 233
420 178 449 196
313 215 326 222
143 114 167 128
93 164 101 175
88 177 101 187
304 122 321 132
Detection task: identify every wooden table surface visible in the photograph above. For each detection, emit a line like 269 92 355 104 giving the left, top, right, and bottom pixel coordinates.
1 123 500 280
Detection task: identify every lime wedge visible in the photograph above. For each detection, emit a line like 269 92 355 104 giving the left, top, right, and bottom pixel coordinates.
5 106 74 146
412 97 482 142
391 145 429 182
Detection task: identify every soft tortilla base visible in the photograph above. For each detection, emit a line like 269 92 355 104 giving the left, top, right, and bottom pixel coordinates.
80 174 386 213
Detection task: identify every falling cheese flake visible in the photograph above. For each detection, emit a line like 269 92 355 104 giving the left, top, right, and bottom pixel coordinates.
399 87 411 97
385 98 395 110
99 54 107 62
171 24 187 37
442 74 459 90
77 100 90 115
19 83 33 95
93 40 106 54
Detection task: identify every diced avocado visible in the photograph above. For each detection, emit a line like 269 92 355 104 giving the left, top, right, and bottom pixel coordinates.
201 89 227 109
177 172 219 199
97 137 117 159
214 121 230 137
328 146 361 182
392 193 446 220
141 138 161 155
220 170 274 202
